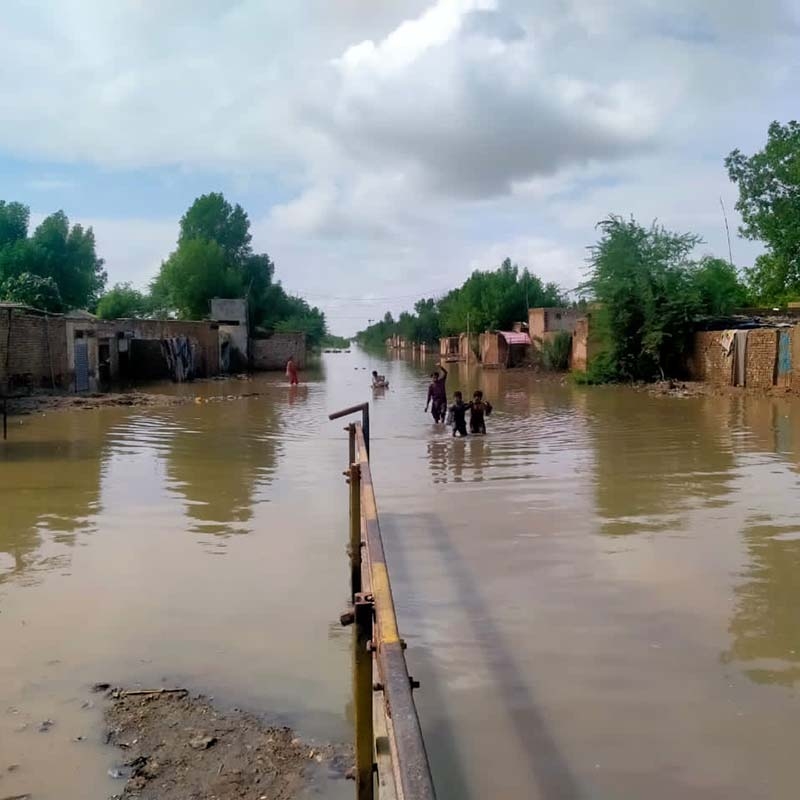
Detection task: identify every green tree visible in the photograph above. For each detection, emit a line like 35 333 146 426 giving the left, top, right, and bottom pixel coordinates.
96 283 151 319
28 212 107 309
438 258 563 335
726 121 800 302
0 203 106 309
153 239 241 319
0 201 29 249
691 257 749 315
154 193 331 347
178 192 252 263
584 216 702 381
412 298 441 343
0 272 63 312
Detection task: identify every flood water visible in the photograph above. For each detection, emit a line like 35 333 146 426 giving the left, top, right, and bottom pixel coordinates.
2 350 800 799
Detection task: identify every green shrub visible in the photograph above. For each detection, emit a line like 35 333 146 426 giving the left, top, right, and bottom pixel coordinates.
541 331 572 371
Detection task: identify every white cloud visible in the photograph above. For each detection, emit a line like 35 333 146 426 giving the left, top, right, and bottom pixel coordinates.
83 217 177 289
2 0 798 333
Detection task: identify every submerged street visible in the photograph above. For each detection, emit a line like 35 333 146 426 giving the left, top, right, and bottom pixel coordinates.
2 350 800 799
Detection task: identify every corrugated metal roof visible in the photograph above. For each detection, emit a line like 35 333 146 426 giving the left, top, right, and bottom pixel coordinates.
498 331 531 345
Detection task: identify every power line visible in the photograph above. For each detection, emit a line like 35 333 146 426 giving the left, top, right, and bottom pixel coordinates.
283 288 452 302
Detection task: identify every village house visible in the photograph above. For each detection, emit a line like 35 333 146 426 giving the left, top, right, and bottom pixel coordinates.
439 333 477 363
0 298 307 396
687 314 800 391
479 330 532 368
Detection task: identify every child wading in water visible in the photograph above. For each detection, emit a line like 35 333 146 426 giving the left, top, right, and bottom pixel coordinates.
469 390 492 434
286 356 299 386
449 391 469 437
424 364 448 423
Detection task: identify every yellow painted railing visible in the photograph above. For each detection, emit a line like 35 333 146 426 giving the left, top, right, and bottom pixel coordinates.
329 405 436 800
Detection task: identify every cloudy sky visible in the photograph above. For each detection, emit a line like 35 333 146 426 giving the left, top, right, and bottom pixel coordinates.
2 0 798 333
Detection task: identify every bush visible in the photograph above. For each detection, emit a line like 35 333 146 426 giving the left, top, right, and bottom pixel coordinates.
541 331 572 371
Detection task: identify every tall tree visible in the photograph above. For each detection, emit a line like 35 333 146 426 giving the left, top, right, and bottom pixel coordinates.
0 200 29 249
0 203 106 309
153 239 241 319
153 193 329 347
726 121 800 302
178 192 252 263
583 216 702 381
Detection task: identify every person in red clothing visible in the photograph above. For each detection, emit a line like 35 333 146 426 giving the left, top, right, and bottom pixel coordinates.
286 356 299 385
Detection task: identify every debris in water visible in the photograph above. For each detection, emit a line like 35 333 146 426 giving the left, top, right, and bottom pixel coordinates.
92 682 111 693
108 767 130 780
38 719 54 732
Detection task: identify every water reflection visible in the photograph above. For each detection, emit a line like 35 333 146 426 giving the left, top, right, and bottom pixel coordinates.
0 413 105 585
721 397 800 686
724 521 800 686
585 391 737 535
163 397 284 536
426 434 491 484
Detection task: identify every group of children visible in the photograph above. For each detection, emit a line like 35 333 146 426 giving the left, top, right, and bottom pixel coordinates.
425 364 493 437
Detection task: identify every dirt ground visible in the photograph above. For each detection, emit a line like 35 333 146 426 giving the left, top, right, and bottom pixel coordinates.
104 688 352 800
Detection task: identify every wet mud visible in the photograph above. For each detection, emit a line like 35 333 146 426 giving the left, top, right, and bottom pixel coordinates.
104 689 352 800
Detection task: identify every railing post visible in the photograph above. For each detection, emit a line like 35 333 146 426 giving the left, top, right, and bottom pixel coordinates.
348 422 356 467
362 406 370 457
354 592 374 800
349 462 362 599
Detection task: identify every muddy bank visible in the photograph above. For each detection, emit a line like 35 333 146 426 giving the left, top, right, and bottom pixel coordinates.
4 377 271 417
642 379 800 399
104 689 351 800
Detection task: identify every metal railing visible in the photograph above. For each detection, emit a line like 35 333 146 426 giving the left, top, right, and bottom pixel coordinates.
329 405 436 800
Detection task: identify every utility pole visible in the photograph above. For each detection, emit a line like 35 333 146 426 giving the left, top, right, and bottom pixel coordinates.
467 311 471 375
720 197 734 267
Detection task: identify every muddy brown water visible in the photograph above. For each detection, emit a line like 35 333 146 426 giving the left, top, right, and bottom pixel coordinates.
1 350 799 799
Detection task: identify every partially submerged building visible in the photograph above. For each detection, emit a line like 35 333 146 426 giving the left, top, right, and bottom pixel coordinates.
479 330 531 368
67 315 221 391
439 333 473 363
1 297 308 396
688 315 800 390
529 307 582 352
210 298 248 371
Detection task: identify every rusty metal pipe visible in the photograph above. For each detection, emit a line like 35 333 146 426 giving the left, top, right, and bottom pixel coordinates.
329 403 370 456
349 463 362 599
354 593 375 800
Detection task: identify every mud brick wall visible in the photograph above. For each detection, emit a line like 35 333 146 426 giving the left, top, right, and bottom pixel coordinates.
252 333 306 370
745 329 778 389
572 317 590 372
0 312 69 391
688 331 731 385
103 319 220 377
